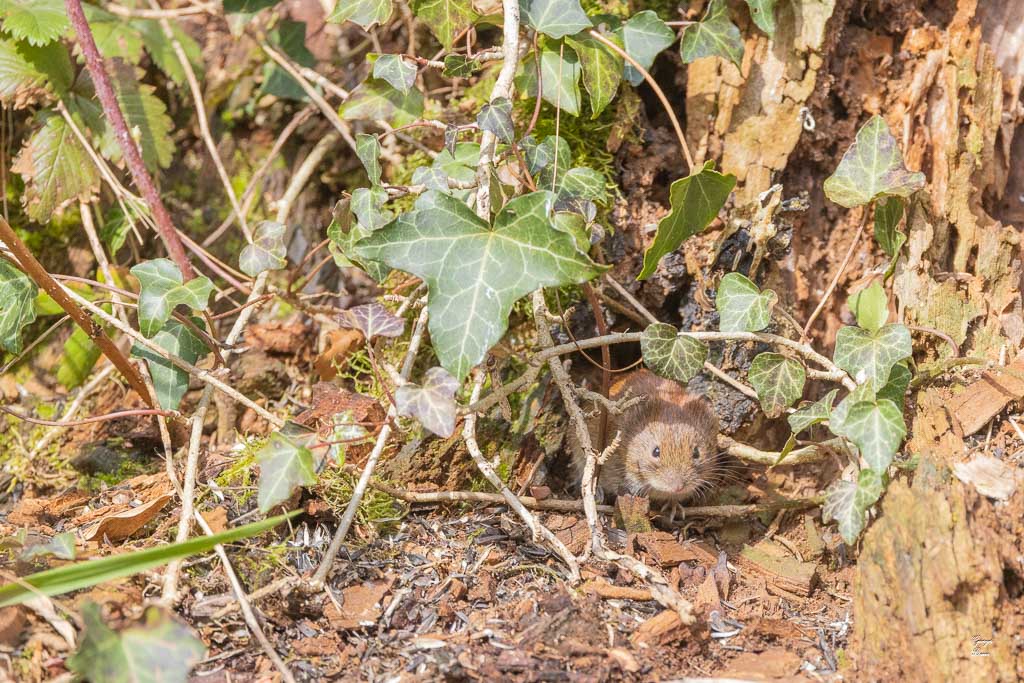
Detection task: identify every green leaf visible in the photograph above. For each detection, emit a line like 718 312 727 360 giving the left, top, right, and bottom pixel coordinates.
848 281 888 332
131 318 209 410
523 135 570 176
679 0 744 68
224 0 280 12
57 327 102 390
521 0 591 39
823 479 865 544
100 208 131 254
874 196 906 258
443 54 480 77
615 10 674 86
519 46 583 117
261 20 316 102
788 388 839 434
372 54 416 95
842 399 906 472
744 0 776 35
12 113 100 222
411 0 476 49
0 36 72 106
329 0 392 28
340 78 424 125
748 352 806 418
355 133 383 186
566 31 622 117
477 97 515 144
134 19 203 86
20 532 76 561
130 259 214 338
640 322 708 383
239 220 287 277
356 191 605 379
832 324 911 393
855 468 884 509
638 161 736 279
68 604 206 683
877 362 910 407
556 167 606 205
417 141 479 197
109 61 175 171
0 0 68 46
82 6 144 62
0 512 299 607
395 366 460 437
715 272 777 332
823 115 926 208
0 250 38 354
327 198 390 281
256 431 317 513
828 381 873 437
351 186 391 229
338 302 405 340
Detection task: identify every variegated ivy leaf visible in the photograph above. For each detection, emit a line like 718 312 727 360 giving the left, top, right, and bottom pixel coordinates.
256 429 317 513
832 324 911 393
130 318 209 410
351 186 391 229
0 0 69 47
638 161 736 279
396 366 460 437
372 54 416 95
477 97 515 144
842 399 906 472
411 0 476 49
340 78 424 126
715 272 777 333
874 196 906 258
788 388 839 434
521 0 591 40
414 142 478 199
829 381 872 437
338 302 405 340
518 47 583 117
748 352 805 418
239 220 287 277
566 31 622 117
823 115 926 208
679 0 744 68
744 0 776 35
641 323 708 383
355 133 382 186
823 469 884 544
442 54 480 78
355 191 605 379
522 135 570 176
555 167 607 206
130 259 213 338
877 362 910 406
329 0 392 29
615 10 674 86
855 468 884 509
327 199 390 282
0 258 38 354
848 281 887 333
20 531 75 561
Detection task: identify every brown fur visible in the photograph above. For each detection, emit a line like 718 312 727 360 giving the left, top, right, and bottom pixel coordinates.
570 370 721 502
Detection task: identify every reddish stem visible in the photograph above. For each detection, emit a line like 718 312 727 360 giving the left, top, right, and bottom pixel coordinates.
0 405 175 427
64 0 195 280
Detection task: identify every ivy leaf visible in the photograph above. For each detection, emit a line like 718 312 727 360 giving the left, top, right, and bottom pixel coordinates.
522 135 570 176
396 367 460 437
744 0 776 35
20 532 76 561
477 97 515 144
520 0 591 40
340 78 424 125
329 0 392 29
554 166 606 205
411 0 476 50
848 281 888 333
372 54 416 95
131 318 209 410
679 0 744 68
0 0 68 46
130 259 214 338
443 54 479 77
261 20 315 102
641 322 708 383
256 430 317 513
356 191 605 379
67 604 206 683
57 327 102 390
351 186 391 229
11 113 99 222
823 469 884 544
327 199 390 281
638 161 736 279
828 381 872 437
239 220 287 277
823 115 926 209
109 61 175 171
338 302 405 340
0 36 72 107
842 399 906 472
788 388 839 434
832 324 911 392
715 272 777 333
874 196 906 258
855 468 884 509
0 259 38 354
748 352 806 418
566 31 622 117
877 362 911 407
518 47 583 117
355 133 383 186
615 10 674 86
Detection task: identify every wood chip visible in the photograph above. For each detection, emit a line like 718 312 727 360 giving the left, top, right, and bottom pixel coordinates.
325 580 392 630
736 541 818 597
582 578 652 601
631 609 686 647
633 531 706 567
950 358 1024 435
953 455 1020 500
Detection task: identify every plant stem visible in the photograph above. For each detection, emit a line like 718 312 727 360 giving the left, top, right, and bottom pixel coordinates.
802 208 868 340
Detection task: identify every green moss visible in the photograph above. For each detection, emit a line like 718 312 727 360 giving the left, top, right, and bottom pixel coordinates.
317 468 407 534
213 436 263 506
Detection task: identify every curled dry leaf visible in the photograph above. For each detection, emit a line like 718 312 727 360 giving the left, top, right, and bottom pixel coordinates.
395 366 459 437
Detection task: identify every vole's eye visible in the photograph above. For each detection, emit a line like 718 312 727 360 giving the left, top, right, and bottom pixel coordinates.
652 446 661 459
692 446 701 460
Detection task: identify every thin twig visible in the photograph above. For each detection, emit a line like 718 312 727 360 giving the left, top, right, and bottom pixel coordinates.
802 210 867 340
0 405 175 427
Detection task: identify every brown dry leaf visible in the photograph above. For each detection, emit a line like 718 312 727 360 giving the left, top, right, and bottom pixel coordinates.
0 607 27 647
295 382 383 428
694 571 721 616
315 328 364 380
200 506 229 534
246 320 310 354
79 493 173 543
633 531 703 567
324 579 392 630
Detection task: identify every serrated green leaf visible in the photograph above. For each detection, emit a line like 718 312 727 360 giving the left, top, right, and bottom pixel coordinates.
239 220 287 277
823 479 865 544
842 399 905 472
823 115 925 208
100 208 131 254
12 113 100 222
715 272 777 332
109 61 174 171
329 0 392 28
134 19 203 86
638 161 735 279
356 191 605 379
0 36 72 106
832 324 911 392
0 260 38 354
131 318 209 409
0 0 68 46
615 10 674 86
396 366 459 437
261 20 316 102
68 604 206 683
521 0 591 39
82 5 144 62
748 352 805 418
372 54 416 95
57 326 102 390
640 322 708 383
680 0 743 68
874 196 906 258
744 0 776 35
256 431 317 512
411 0 476 49
442 54 480 77
130 259 214 338
788 388 838 434
477 97 515 144
566 31 622 117
848 281 888 332
340 77 424 125
518 46 583 117
356 133 383 186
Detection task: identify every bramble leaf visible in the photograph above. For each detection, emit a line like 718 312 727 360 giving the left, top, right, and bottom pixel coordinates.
566 31 622 117
842 399 905 472
832 324 911 392
411 0 476 49
477 97 515 144
239 220 288 277
11 113 99 222
82 5 144 62
748 352 805 418
256 430 317 513
134 18 203 86
521 0 591 39
396 366 460 437
638 161 735 279
373 54 417 95
338 302 405 340
848 281 888 332
356 133 383 186
131 318 209 410
788 388 838 434
823 115 925 208
340 78 424 125
641 323 708 383
680 0 743 68
874 196 906 258
744 0 776 35
131 259 213 338
715 272 777 332
615 11 674 86
0 36 72 107
329 0 392 28
0 0 68 46
0 250 38 354
109 61 175 171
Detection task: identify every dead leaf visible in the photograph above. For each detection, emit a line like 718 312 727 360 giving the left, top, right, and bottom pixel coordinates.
80 493 173 542
315 328 365 380
295 382 383 429
953 455 1020 500
0 607 26 647
246 320 310 354
633 531 702 566
200 506 228 534
325 580 392 630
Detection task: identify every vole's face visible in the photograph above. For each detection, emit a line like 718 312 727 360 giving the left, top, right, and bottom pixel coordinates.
624 422 719 502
